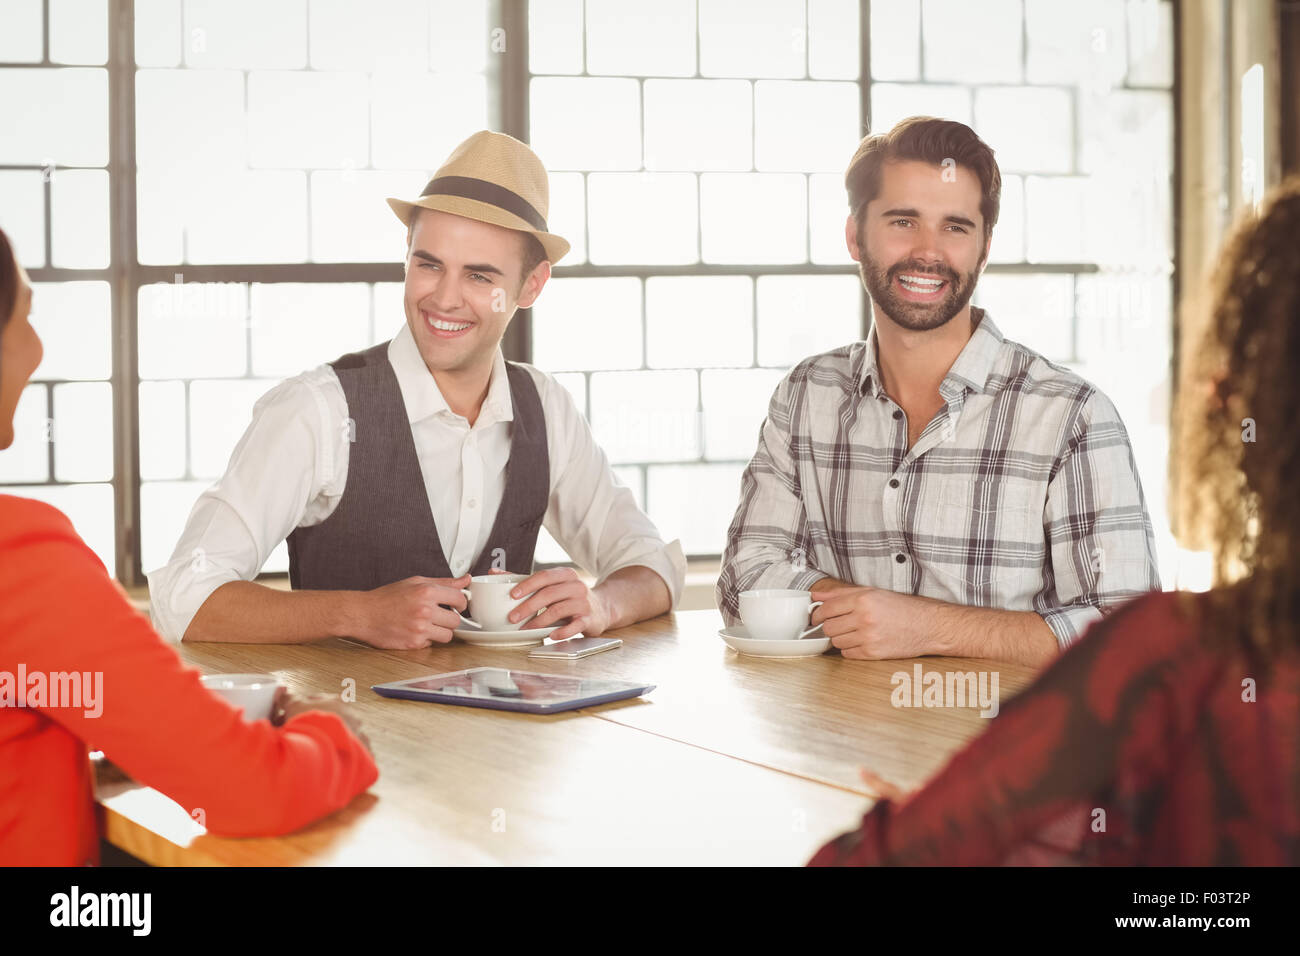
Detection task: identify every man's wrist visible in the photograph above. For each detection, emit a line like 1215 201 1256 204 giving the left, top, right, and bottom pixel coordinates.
599 587 618 633
586 577 624 634
332 590 365 639
925 602 1059 664
909 593 950 656
810 574 853 593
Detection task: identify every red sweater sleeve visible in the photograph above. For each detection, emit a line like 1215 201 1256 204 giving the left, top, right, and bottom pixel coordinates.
0 497 378 840
809 591 1217 865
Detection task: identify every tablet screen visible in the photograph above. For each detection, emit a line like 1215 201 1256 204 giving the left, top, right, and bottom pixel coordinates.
374 667 654 713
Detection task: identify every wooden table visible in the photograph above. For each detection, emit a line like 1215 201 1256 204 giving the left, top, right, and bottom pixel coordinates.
96 610 1038 865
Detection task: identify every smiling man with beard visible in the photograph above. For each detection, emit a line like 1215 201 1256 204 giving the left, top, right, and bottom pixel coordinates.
149 131 683 648
718 117 1160 667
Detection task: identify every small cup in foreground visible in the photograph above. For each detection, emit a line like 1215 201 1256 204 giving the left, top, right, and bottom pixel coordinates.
460 573 538 631
738 589 824 641
201 673 281 721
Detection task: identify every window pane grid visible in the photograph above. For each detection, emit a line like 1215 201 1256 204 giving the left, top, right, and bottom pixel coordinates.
137 277 399 572
0 1 1179 581
0 0 114 573
530 0 864 560
130 0 492 579
877 0 1178 572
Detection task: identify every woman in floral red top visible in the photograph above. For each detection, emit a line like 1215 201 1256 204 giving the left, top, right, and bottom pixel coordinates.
810 176 1300 867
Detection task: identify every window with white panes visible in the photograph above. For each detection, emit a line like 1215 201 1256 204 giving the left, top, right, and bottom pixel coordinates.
0 0 1178 585
527 0 867 561
869 0 1177 573
0 0 117 574
131 0 491 574
529 0 1176 568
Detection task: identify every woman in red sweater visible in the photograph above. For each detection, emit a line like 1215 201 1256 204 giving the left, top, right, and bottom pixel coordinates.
0 227 379 865
810 176 1300 866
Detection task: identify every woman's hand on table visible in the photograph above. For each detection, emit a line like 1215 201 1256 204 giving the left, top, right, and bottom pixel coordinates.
859 767 911 803
272 687 372 755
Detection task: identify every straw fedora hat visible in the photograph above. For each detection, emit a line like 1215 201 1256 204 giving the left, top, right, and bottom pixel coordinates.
386 130 570 264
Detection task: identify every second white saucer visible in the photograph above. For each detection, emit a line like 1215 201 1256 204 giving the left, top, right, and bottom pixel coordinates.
718 625 831 658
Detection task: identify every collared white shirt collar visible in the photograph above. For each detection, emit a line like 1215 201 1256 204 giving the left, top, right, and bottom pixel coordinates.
386 323 515 427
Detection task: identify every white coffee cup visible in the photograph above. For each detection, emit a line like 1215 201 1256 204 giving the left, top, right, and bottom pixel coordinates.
738 589 824 641
201 673 281 721
459 573 539 632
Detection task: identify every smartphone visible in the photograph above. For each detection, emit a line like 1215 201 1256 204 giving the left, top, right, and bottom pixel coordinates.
528 636 623 660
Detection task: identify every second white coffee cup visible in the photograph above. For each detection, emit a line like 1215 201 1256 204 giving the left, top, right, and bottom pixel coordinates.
738 589 824 641
201 673 282 720
460 573 538 631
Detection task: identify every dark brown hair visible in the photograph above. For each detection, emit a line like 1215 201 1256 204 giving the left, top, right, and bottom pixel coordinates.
1174 174 1300 659
517 232 548 280
0 226 17 336
845 116 1002 245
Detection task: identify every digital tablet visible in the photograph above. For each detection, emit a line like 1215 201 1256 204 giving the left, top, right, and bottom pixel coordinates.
371 667 655 715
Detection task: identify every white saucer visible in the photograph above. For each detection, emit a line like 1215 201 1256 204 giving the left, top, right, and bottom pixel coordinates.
453 623 560 647
718 625 831 658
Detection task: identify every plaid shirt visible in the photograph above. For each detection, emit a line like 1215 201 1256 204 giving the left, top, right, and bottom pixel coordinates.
717 309 1161 647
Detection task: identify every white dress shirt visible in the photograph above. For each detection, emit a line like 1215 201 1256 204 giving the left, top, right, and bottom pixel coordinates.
147 325 685 642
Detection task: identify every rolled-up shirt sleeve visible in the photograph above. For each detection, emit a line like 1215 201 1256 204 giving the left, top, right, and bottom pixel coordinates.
1036 389 1161 647
537 372 686 607
716 367 828 626
145 373 338 642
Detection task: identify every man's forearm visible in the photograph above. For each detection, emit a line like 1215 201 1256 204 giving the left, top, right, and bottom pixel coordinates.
593 565 672 632
923 599 1059 667
811 575 1061 667
182 580 358 644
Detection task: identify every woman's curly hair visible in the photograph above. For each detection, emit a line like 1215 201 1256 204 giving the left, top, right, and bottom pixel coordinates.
1173 174 1300 659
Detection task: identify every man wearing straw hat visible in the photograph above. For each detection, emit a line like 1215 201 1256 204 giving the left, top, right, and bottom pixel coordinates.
148 131 684 648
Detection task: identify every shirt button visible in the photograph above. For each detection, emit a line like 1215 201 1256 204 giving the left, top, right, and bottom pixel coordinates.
888 478 899 489
895 553 907 564
892 409 903 420
467 499 478 509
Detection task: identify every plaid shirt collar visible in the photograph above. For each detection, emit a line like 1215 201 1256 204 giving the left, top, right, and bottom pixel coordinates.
856 307 1005 402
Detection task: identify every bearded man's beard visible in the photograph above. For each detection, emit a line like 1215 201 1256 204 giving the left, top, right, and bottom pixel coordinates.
859 246 980 332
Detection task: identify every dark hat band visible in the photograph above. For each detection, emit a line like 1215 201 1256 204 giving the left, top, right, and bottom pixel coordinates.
418 175 548 232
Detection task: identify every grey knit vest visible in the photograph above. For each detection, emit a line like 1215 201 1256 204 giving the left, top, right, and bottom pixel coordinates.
287 342 550 590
